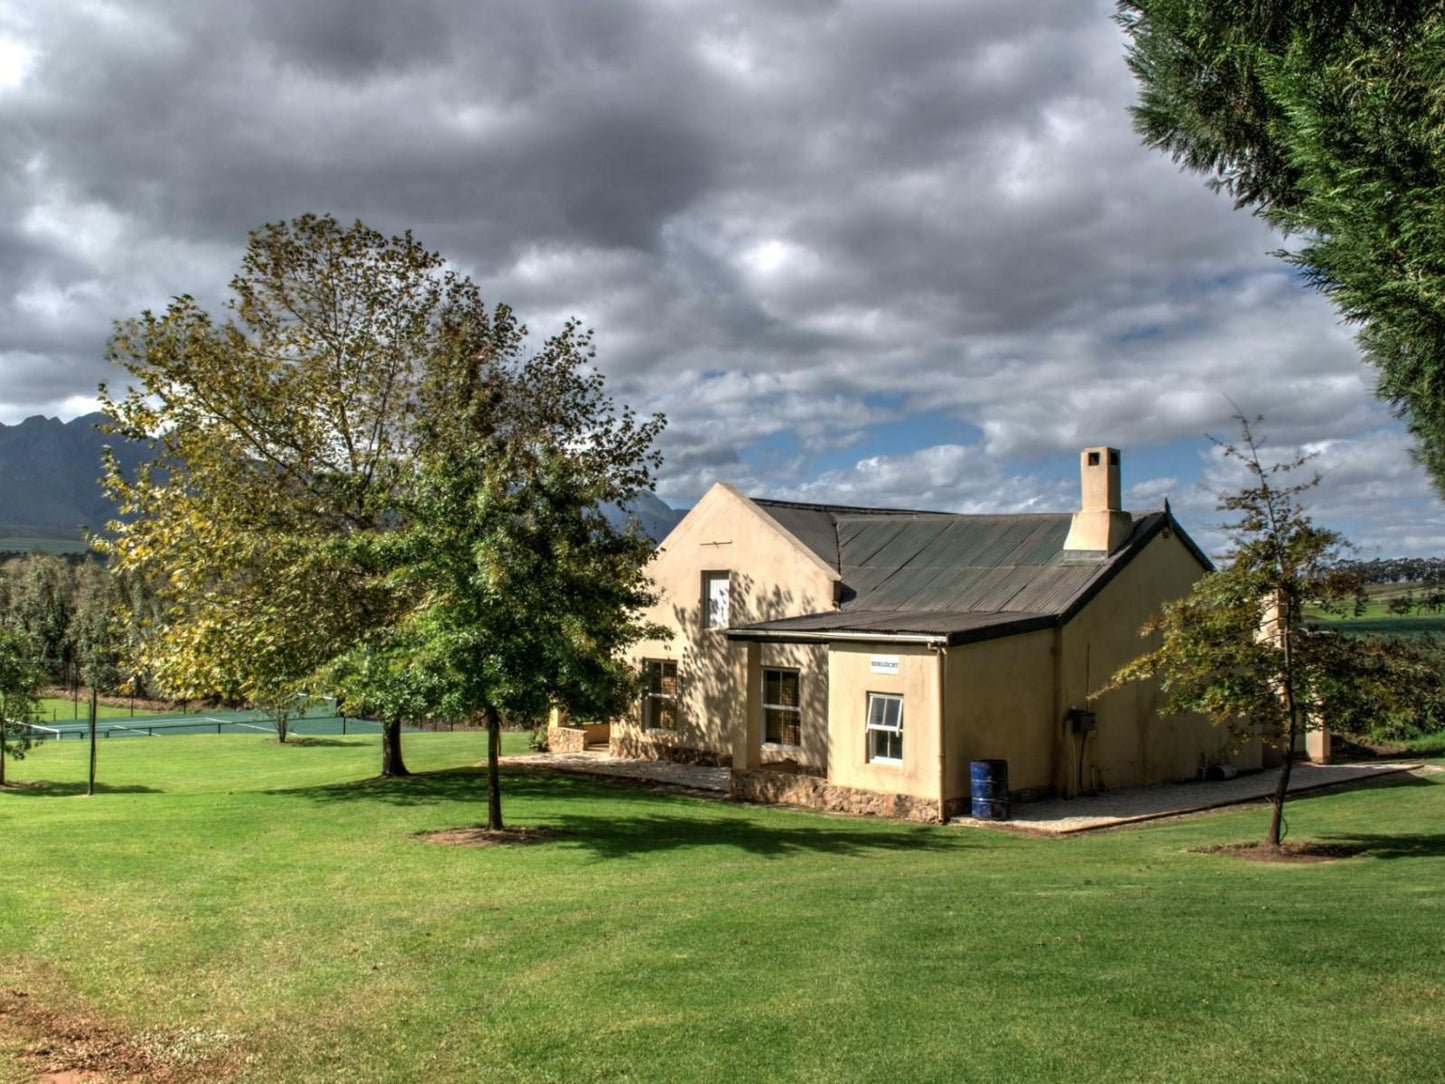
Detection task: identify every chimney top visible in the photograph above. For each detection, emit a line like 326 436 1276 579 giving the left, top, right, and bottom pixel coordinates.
1063 446 1131 555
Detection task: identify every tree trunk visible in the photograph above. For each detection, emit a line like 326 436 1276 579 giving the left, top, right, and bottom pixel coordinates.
381 716 409 777
485 706 504 831
1267 725 1296 847
1267 617 1299 848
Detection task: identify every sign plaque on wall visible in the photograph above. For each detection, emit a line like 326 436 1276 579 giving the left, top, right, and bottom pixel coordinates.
869 654 900 675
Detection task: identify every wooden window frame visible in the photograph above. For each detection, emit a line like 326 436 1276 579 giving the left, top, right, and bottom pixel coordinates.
762 667 802 747
642 659 678 731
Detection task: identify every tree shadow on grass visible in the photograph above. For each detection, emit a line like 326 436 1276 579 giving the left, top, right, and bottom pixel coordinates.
536 810 966 860
272 766 715 808
278 737 369 748
271 766 512 807
1312 832 1445 860
274 767 977 859
1 781 163 797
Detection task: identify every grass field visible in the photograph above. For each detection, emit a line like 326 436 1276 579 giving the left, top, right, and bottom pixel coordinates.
2 736 1444 1082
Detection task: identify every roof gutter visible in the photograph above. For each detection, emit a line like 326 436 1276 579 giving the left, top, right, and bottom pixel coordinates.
726 628 949 646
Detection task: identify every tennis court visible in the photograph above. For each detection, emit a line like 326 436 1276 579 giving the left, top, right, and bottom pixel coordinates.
22 707 413 742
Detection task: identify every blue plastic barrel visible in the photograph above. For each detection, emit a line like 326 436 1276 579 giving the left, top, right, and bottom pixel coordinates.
970 759 1010 821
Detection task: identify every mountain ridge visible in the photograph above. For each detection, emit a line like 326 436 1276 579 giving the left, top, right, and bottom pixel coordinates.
0 414 685 543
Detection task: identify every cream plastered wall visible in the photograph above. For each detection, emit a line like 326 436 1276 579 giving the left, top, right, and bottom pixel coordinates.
1059 529 1260 793
826 642 942 801
941 629 1057 801
618 483 839 760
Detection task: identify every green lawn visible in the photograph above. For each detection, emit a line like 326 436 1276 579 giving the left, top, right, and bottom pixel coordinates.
2 735 1444 1082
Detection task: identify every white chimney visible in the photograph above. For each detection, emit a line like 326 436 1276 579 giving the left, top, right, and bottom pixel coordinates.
1062 446 1133 555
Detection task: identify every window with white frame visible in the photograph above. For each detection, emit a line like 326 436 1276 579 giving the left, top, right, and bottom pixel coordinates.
642 659 678 730
703 571 730 629
762 668 801 746
865 692 903 763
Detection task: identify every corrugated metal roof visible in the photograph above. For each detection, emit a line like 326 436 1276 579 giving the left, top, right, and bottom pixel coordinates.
728 608 1057 645
729 495 1201 643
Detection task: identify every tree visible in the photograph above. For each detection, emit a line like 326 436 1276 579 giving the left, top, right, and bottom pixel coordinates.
99 215 473 770
4 554 75 686
0 629 42 787
392 319 667 830
1107 416 1421 847
101 214 666 810
326 622 449 777
1117 3 1445 491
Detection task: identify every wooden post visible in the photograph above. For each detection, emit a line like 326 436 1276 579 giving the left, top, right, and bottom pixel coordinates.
87 685 98 796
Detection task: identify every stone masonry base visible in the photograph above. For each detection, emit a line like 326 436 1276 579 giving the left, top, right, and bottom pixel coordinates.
548 727 587 754
731 768 942 823
608 732 731 767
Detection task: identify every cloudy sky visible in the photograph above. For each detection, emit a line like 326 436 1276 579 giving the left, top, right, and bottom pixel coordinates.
1 0 1440 557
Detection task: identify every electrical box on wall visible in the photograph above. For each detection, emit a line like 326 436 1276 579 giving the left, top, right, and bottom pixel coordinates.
1068 707 1096 734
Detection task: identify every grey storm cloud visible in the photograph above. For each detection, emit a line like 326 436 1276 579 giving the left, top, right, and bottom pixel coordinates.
0 0 1434 550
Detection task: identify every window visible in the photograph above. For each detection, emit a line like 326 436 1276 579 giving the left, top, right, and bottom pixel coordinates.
642 659 678 730
703 571 730 628
866 693 903 763
762 668 801 746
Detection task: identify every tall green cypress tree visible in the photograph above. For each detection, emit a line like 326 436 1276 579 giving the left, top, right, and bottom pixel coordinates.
1118 2 1445 488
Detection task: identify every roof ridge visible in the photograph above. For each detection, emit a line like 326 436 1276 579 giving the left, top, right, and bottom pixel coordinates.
750 496 936 515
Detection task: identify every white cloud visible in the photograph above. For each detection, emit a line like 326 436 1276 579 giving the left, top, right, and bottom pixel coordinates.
0 0 1437 554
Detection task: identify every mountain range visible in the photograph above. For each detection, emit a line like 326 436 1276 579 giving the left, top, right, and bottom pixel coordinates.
0 414 684 547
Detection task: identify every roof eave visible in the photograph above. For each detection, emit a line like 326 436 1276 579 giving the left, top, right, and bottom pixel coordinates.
726 627 949 647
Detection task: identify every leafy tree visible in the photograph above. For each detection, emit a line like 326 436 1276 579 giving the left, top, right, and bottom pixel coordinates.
0 629 42 786
99 215 471 768
1107 417 1420 847
101 214 666 809
395 320 666 830
327 624 450 777
4 554 75 685
1117 3 1445 490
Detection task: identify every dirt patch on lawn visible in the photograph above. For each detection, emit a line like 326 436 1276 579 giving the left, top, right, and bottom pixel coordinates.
0 987 238 1082
1190 841 1364 863
419 825 569 847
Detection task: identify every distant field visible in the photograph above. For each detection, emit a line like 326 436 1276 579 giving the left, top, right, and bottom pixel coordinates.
1311 580 1445 636
1322 616 1445 638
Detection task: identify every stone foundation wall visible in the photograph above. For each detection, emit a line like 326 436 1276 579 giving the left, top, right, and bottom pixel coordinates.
731 769 942 823
610 732 729 767
548 727 587 754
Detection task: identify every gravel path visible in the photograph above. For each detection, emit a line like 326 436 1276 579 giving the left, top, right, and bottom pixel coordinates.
955 761 1432 834
505 751 1435 833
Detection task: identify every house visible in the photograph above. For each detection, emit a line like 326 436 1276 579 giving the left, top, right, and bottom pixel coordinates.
554 447 1263 822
